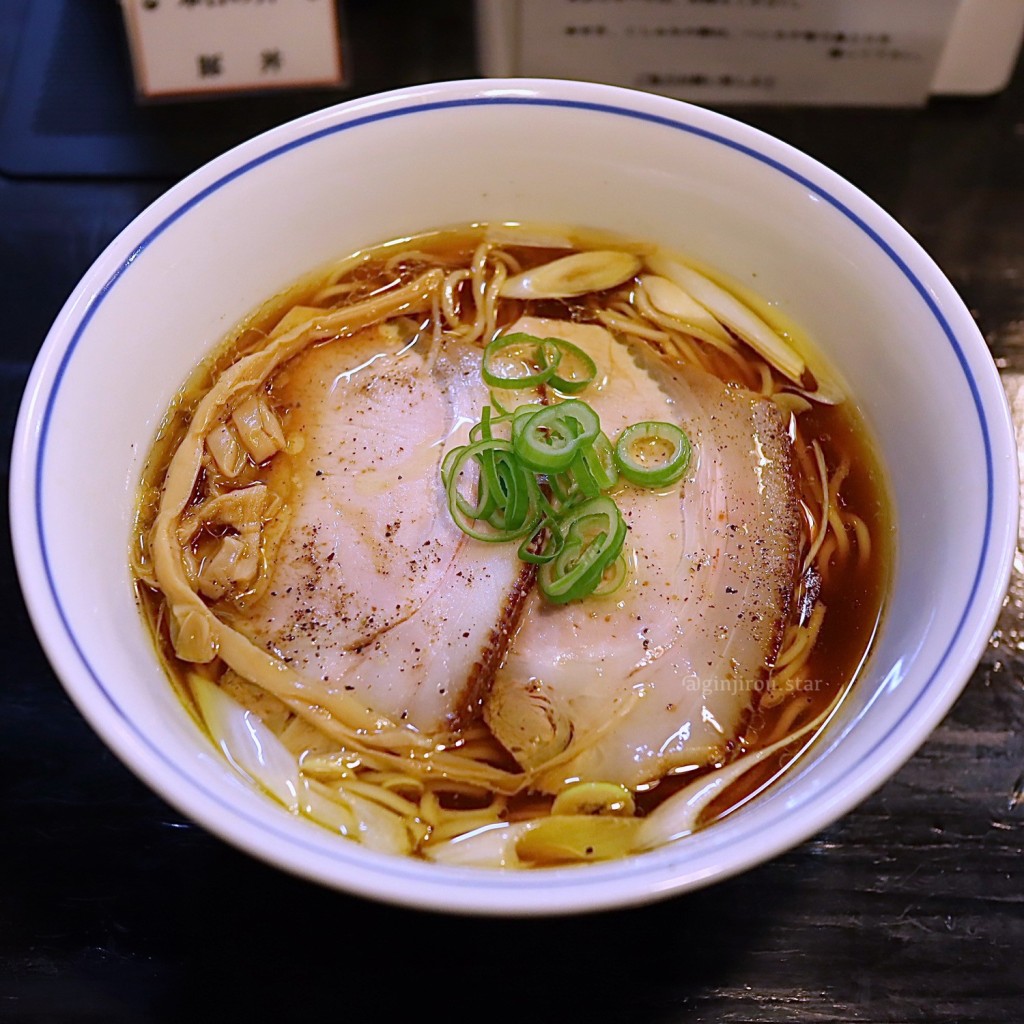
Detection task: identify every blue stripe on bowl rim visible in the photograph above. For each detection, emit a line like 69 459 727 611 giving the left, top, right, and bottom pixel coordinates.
32 95 997 892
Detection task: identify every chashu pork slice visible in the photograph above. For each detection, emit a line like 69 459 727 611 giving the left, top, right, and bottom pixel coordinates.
485 317 801 792
234 323 532 735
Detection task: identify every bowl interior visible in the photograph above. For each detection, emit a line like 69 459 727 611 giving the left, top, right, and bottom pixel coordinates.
12 80 1016 915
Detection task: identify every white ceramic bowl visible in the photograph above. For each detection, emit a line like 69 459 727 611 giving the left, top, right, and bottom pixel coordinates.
11 79 1017 916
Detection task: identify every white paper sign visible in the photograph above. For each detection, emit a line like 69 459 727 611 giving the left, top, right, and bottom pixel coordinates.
489 0 962 107
121 0 344 99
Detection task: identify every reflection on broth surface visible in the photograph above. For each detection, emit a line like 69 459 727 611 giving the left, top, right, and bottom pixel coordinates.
132 223 890 867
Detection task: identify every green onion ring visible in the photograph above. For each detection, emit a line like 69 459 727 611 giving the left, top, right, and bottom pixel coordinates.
591 553 628 597
513 399 601 473
613 420 691 487
548 339 598 394
538 496 626 603
584 432 619 490
445 438 539 542
518 514 565 565
482 333 562 390
442 342 699 604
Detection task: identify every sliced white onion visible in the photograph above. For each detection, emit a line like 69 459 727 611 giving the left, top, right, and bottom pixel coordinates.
423 821 535 868
771 392 814 418
635 707 832 851
301 780 413 855
646 254 805 384
640 274 734 345
789 372 846 407
300 779 356 836
344 792 414 856
500 251 641 299
191 675 300 813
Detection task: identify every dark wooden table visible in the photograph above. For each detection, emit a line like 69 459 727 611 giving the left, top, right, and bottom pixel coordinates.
2 4 1021 1021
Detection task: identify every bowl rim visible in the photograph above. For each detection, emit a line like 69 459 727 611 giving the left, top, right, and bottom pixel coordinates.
10 77 1019 915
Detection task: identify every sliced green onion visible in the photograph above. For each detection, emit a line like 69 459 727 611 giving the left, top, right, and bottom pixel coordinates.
450 448 498 526
445 438 539 542
501 456 537 533
568 448 601 499
546 468 579 506
514 435 604 505
441 336 699 605
439 444 465 488
512 402 542 429
513 399 601 473
518 514 566 565
591 553 628 598
482 333 561 390
614 420 691 487
579 431 618 492
568 434 617 499
468 404 493 443
548 339 598 395
538 496 626 604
